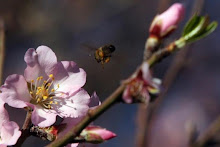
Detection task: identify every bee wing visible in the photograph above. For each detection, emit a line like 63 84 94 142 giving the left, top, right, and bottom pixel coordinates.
79 43 97 57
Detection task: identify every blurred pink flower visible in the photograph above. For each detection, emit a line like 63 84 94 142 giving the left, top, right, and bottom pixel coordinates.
0 46 90 127
150 3 185 38
123 62 160 104
0 99 21 146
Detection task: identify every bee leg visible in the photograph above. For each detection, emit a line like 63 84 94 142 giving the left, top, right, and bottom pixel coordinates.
104 57 110 63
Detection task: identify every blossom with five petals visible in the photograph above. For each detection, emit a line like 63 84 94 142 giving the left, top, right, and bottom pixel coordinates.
0 46 90 127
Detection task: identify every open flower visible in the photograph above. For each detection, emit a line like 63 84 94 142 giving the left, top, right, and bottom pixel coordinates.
0 46 90 127
123 62 160 104
0 99 21 146
149 3 184 38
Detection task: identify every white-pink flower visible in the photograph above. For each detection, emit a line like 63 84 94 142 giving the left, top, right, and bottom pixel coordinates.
0 46 90 127
123 62 160 104
150 3 185 38
0 99 21 146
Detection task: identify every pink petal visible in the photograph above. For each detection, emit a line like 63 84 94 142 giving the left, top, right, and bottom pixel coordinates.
89 92 101 109
24 46 57 82
122 86 133 104
31 106 57 127
0 74 30 108
53 61 86 96
57 89 90 118
0 100 9 130
157 3 184 33
66 143 79 147
0 121 21 145
141 62 152 82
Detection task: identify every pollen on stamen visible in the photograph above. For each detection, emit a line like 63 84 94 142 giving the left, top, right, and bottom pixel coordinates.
43 96 48 100
49 74 55 80
31 80 34 83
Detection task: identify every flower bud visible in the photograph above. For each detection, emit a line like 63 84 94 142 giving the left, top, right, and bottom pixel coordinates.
80 126 116 144
150 3 185 38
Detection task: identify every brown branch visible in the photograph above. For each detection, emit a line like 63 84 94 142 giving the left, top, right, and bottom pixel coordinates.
191 116 220 147
14 109 32 147
145 0 205 146
0 19 5 85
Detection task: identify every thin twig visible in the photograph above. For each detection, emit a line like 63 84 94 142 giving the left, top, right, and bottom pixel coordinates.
14 110 32 147
145 0 204 146
192 116 220 147
135 1 171 146
0 19 5 84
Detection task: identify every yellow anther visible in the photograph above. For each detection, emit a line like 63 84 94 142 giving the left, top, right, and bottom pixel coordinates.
50 97 53 99
48 105 51 109
54 101 58 104
43 81 47 84
49 101 53 104
49 74 55 80
31 80 34 83
37 77 40 81
40 76 43 79
43 96 48 100
57 84 60 88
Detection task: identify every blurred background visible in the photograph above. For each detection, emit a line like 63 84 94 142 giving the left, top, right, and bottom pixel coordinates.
1 0 220 146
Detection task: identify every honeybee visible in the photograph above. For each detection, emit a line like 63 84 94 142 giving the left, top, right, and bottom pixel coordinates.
94 44 115 66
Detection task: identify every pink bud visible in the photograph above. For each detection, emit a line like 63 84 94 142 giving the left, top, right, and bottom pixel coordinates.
81 126 116 143
150 3 185 38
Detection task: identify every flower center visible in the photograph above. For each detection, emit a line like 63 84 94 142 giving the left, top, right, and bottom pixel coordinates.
29 74 59 109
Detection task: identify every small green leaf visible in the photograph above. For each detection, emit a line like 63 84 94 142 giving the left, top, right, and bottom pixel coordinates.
182 15 201 36
183 16 208 41
186 21 218 43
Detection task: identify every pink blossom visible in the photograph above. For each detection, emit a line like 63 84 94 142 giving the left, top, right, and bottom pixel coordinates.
123 62 160 104
150 3 184 38
0 99 21 146
0 46 90 127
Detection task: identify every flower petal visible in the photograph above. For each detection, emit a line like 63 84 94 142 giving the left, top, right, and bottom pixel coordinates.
0 74 30 108
89 92 101 109
31 106 57 127
1 121 21 145
66 143 79 147
141 62 152 82
57 89 90 118
24 46 57 82
0 100 9 130
122 85 133 104
54 61 86 96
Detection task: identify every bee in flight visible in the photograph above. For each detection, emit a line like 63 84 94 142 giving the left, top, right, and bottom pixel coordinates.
94 44 115 66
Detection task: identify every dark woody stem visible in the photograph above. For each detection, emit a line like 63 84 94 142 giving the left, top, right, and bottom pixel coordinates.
13 108 32 147
46 38 185 147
